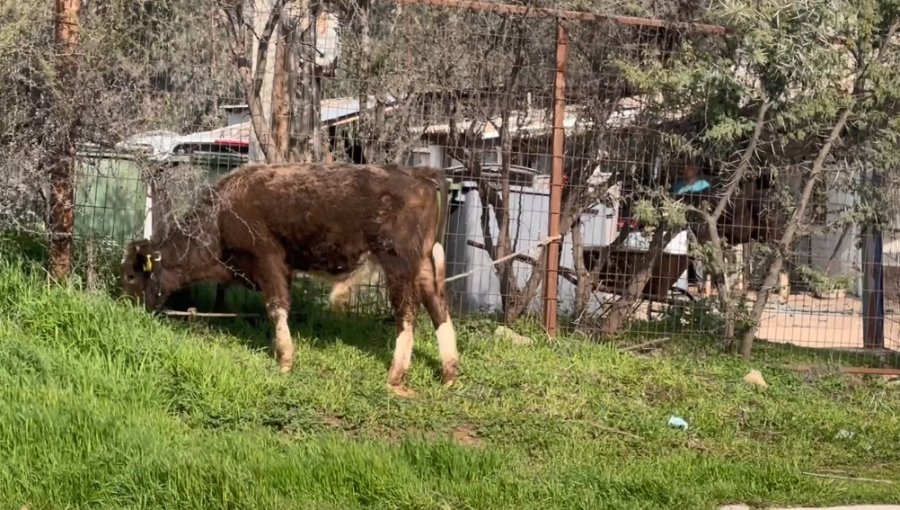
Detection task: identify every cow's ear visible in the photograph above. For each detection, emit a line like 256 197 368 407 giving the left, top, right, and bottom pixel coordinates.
125 238 150 256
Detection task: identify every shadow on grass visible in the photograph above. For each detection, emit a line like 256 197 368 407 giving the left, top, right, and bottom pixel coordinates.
10 231 894 377
160 280 455 383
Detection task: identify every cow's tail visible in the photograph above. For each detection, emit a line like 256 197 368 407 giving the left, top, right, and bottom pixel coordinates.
431 176 451 301
432 242 447 302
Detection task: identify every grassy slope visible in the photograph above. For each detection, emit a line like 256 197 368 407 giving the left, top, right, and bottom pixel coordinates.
1 261 899 510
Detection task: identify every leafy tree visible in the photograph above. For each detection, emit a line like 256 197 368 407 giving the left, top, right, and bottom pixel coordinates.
612 0 900 350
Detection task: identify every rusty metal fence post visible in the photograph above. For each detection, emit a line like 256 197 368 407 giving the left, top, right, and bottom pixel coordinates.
542 20 568 338
48 0 82 282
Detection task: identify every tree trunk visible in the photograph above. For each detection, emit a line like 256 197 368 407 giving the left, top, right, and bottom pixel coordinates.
271 16 291 163
370 98 386 164
48 0 81 282
356 0 373 164
49 158 75 281
290 0 315 163
571 221 592 318
309 7 322 162
496 34 527 321
148 168 173 243
247 0 282 164
694 101 770 349
599 228 669 337
497 112 516 321
506 249 547 320
740 108 852 359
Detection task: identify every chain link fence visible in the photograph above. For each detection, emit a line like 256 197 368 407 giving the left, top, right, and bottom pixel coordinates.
2 0 898 370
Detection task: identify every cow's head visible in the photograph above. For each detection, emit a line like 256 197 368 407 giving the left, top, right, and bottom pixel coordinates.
121 239 166 312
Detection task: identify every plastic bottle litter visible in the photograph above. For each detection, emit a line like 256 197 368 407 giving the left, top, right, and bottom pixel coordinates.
668 415 689 430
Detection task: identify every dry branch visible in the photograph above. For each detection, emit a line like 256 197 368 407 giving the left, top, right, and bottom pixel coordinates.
619 336 672 352
464 239 579 285
741 107 852 358
711 101 772 223
802 472 894 484
785 364 900 376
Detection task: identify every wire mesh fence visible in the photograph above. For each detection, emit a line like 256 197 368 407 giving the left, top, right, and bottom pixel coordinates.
1 0 898 370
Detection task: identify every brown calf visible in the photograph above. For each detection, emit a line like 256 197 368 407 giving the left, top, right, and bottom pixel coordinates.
120 162 458 389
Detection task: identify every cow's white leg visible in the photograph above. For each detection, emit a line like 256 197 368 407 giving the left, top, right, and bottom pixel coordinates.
387 316 416 387
435 319 458 384
382 271 419 394
266 304 294 373
249 247 295 374
418 244 459 386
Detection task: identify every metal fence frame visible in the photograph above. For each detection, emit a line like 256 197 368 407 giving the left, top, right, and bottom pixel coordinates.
48 0 899 372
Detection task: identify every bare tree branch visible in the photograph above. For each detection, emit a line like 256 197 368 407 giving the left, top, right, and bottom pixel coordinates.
741 106 853 358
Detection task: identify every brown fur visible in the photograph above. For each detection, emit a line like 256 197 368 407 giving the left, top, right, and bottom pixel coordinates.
121 162 458 388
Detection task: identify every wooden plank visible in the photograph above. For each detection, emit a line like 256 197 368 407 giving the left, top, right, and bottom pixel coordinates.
785 364 900 376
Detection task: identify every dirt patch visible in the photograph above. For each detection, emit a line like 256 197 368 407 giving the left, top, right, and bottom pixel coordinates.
451 424 483 447
751 292 900 351
317 414 484 447
643 382 684 406
685 437 710 452
318 413 409 444
320 413 349 430
365 424 408 444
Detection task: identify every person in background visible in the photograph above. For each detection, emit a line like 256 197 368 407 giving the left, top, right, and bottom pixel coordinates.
671 163 711 195
670 162 710 288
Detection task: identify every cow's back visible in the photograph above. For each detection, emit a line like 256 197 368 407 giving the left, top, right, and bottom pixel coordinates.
213 163 443 274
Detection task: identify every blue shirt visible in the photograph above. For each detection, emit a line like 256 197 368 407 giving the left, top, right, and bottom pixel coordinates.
671 178 711 195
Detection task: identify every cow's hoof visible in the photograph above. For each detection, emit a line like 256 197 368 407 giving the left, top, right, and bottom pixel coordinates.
387 368 406 387
441 362 459 387
277 359 295 374
387 382 415 399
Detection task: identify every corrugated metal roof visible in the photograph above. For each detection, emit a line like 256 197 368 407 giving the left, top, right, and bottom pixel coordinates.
320 96 393 124
216 96 397 125
177 123 252 145
123 94 666 159
417 96 657 140
122 96 396 158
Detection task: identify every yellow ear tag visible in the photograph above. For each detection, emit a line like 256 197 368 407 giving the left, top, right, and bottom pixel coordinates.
142 255 153 273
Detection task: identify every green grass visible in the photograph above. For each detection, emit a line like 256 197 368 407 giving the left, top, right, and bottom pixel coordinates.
1 259 899 510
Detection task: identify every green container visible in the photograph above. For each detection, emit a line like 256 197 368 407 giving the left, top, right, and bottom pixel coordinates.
73 149 248 245
74 154 148 246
